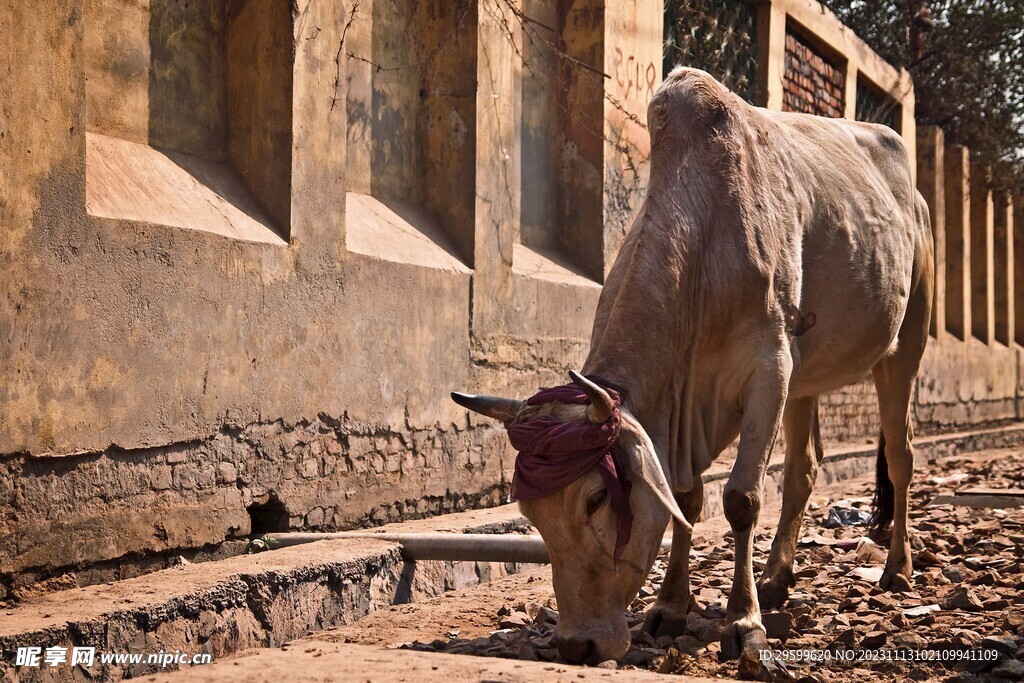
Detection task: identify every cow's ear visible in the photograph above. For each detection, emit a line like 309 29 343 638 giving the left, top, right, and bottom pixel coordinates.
621 412 693 532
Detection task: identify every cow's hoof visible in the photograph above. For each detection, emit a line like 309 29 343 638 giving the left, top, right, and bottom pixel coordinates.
719 618 768 663
722 620 793 681
756 575 793 611
642 600 690 638
879 566 913 592
738 652 795 682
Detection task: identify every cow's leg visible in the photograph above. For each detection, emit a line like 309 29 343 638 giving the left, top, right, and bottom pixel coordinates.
871 246 931 593
871 358 918 591
756 395 823 609
642 478 704 637
720 358 790 673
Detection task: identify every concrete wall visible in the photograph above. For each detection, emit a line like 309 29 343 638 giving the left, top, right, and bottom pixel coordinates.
0 0 1019 595
0 0 602 595
915 125 1023 430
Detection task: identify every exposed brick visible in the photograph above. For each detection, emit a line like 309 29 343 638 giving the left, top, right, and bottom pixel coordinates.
300 457 320 479
0 412 512 585
166 451 188 465
172 463 199 490
783 30 845 119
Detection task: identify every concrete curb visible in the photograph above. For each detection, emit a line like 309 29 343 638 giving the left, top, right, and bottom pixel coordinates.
0 540 403 682
700 423 1024 520
0 525 537 682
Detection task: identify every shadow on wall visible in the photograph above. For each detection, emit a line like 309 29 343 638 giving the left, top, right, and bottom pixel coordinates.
146 0 226 161
144 0 292 237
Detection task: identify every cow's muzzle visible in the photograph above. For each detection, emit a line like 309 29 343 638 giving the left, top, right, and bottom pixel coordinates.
553 634 599 665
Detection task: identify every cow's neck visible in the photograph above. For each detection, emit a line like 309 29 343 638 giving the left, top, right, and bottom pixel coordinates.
582 196 727 492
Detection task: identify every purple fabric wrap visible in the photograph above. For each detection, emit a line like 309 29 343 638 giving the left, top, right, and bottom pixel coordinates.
505 382 634 563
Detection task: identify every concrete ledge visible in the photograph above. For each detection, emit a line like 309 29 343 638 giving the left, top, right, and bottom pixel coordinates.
0 539 402 682
512 242 601 289
86 133 287 246
0 513 537 682
345 192 471 273
702 422 1024 520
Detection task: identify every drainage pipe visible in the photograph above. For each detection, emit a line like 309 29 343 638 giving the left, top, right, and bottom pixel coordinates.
265 532 673 564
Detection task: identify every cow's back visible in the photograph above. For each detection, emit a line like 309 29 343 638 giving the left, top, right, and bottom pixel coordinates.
756 107 929 394
586 68 931 488
598 68 928 400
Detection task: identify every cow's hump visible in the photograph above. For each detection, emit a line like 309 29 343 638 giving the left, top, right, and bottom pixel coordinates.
648 68 744 143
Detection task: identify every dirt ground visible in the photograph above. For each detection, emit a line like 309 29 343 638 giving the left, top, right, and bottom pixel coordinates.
308 448 1024 682
141 640 720 683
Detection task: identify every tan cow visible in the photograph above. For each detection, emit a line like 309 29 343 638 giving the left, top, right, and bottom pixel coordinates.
453 68 933 675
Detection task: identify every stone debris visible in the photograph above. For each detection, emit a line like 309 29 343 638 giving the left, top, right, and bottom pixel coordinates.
762 611 795 641
849 566 884 583
401 455 1024 682
943 587 985 612
904 604 941 617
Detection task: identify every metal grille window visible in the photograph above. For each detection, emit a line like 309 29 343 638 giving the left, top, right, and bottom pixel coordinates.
663 0 760 103
855 76 898 130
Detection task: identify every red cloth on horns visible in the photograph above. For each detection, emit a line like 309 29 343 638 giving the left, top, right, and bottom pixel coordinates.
505 381 634 563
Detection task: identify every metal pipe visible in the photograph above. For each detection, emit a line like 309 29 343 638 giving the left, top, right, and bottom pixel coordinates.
265 531 673 564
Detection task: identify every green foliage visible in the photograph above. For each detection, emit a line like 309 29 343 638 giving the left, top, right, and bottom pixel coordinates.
245 535 280 554
820 0 1024 192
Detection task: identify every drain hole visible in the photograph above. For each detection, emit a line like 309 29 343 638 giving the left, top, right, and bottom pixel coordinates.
247 495 290 535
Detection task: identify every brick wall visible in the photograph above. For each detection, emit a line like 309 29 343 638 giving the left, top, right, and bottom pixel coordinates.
818 377 881 447
783 29 845 118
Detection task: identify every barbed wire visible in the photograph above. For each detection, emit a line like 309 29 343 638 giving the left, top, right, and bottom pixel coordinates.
337 0 650 175
330 2 360 112
345 0 476 74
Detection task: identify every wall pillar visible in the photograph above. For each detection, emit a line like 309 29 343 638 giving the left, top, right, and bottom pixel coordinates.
994 193 1014 346
602 0 661 275
472 0 520 337
842 66 857 119
1015 197 1024 346
969 162 995 344
944 146 971 341
916 126 945 337
898 79 916 179
758 2 788 111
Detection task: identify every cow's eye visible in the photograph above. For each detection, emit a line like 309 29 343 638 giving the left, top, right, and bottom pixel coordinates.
586 488 608 516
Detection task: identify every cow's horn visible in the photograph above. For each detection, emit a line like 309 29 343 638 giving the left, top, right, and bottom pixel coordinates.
568 371 614 424
451 392 524 422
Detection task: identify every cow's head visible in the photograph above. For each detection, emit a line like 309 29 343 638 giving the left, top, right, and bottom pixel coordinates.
451 372 690 664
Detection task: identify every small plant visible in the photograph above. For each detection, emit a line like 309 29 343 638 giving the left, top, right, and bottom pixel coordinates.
246 535 280 554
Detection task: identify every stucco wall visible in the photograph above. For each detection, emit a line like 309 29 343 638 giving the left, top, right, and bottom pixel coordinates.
0 0 604 593
1 0 1021 597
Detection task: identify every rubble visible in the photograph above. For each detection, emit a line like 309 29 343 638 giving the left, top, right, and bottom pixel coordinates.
943 587 986 612
400 454 1024 682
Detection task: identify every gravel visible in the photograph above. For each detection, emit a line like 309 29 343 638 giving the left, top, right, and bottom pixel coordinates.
400 454 1024 682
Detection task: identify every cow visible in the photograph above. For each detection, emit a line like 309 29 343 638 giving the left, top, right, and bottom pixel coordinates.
452 67 933 676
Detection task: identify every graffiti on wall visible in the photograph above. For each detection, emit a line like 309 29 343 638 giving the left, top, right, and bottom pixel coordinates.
612 47 658 105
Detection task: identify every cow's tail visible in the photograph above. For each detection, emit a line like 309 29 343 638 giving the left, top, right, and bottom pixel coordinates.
868 431 894 540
